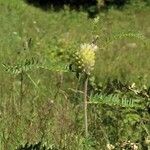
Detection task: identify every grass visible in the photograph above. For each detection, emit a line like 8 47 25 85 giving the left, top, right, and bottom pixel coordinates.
0 0 150 149
1 0 150 85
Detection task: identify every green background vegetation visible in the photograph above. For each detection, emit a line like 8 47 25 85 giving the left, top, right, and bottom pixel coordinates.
0 0 150 149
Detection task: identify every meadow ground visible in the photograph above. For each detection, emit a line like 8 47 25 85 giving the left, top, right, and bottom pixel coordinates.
0 0 150 149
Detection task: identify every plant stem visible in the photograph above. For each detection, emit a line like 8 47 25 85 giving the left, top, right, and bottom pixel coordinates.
84 77 88 138
20 71 23 111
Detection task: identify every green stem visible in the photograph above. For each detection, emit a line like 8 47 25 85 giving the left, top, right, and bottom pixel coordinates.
84 77 88 138
20 71 23 111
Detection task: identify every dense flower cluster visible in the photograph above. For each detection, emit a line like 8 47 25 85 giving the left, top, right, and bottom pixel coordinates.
75 43 98 75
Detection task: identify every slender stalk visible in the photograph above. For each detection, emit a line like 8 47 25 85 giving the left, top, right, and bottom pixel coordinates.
84 77 88 138
20 71 23 111
54 72 64 99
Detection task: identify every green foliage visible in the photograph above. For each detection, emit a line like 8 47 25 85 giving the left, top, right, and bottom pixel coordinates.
0 0 150 149
90 93 135 108
2 58 39 75
2 57 69 75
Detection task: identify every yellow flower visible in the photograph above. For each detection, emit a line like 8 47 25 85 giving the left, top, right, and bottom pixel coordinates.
76 43 98 74
106 143 115 150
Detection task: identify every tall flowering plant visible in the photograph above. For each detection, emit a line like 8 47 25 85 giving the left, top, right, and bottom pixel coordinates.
74 42 98 137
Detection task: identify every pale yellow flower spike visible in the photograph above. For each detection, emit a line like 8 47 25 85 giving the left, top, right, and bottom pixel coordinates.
76 43 98 75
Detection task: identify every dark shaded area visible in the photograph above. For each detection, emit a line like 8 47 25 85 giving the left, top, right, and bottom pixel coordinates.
104 0 130 7
25 0 99 17
25 0 132 17
25 0 131 9
16 142 58 150
25 0 98 10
